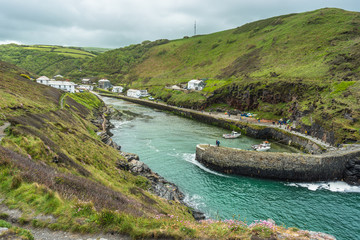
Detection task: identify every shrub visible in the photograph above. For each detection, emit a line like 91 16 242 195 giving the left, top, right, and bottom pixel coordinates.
11 174 22 189
96 209 117 226
212 43 219 49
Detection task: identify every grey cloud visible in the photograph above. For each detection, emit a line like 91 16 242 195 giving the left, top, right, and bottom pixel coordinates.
0 0 359 48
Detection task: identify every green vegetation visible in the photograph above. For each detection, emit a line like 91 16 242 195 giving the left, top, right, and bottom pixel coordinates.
0 44 95 79
0 219 34 240
81 47 113 53
73 8 360 87
0 61 323 239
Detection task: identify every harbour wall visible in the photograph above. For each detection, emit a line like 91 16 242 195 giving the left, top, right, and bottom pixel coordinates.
196 144 360 182
101 94 325 154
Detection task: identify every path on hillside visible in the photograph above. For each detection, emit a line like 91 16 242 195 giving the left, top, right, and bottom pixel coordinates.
0 198 129 240
159 102 336 150
27 226 129 240
59 93 67 109
0 122 10 142
205 111 335 150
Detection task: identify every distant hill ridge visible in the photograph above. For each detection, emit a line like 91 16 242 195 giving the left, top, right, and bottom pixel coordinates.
1 8 360 85
81 8 360 86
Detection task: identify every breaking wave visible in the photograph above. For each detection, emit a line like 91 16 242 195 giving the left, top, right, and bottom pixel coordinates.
182 153 229 177
287 181 360 193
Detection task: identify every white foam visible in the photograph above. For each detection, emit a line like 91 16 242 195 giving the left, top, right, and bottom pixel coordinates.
183 194 206 211
182 153 229 177
287 181 360 193
112 120 132 128
145 139 160 152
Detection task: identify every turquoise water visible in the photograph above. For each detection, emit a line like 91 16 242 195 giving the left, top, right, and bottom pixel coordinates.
103 97 360 240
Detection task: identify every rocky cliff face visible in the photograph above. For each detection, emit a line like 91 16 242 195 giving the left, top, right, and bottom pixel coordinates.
206 81 339 144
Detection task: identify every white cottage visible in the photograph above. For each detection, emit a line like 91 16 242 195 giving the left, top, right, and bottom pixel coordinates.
127 89 148 98
187 79 206 90
98 79 112 89
48 81 77 93
36 76 50 85
82 78 91 84
112 86 124 93
77 85 93 91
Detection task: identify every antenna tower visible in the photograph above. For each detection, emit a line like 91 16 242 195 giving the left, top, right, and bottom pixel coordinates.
194 21 197 36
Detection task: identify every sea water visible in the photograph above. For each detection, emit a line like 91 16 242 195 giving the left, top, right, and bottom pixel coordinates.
103 97 360 240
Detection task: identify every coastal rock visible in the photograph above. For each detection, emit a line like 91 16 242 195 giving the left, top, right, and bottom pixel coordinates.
116 152 205 220
99 103 205 220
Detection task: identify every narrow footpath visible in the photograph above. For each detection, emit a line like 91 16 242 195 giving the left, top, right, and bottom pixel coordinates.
0 122 10 142
205 111 335 150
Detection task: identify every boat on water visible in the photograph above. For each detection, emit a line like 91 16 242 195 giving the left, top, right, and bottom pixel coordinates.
222 131 241 139
252 141 271 151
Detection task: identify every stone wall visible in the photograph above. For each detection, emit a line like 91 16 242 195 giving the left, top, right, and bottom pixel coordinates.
102 94 325 153
196 144 360 182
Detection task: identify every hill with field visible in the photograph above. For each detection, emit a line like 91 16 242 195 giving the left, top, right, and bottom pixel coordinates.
0 44 97 79
83 8 360 85
82 8 360 144
0 8 359 144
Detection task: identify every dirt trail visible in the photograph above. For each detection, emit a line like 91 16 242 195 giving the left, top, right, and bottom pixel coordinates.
27 227 129 240
0 122 10 141
209 112 334 150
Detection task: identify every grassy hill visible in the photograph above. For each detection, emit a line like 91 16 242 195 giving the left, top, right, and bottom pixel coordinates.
82 8 360 86
0 44 96 79
0 61 334 239
82 8 360 144
1 8 359 144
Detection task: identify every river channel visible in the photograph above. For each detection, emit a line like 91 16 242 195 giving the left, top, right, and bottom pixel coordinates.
103 96 360 240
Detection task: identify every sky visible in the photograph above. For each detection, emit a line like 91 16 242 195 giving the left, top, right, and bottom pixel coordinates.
0 0 360 49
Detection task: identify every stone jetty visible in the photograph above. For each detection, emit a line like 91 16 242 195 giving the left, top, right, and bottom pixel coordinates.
196 144 360 183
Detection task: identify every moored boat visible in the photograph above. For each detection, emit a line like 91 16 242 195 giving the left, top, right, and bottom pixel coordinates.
252 141 271 151
222 131 241 139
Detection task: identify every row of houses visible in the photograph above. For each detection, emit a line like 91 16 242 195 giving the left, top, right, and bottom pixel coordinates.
36 76 77 93
36 76 121 93
36 76 206 95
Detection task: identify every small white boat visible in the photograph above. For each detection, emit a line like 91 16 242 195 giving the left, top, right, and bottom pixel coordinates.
223 131 241 139
252 141 271 151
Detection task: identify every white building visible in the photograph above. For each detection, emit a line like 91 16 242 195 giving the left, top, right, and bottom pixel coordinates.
127 89 148 98
37 76 77 93
36 76 50 85
98 79 112 89
82 78 91 84
112 86 124 93
187 79 206 90
48 81 77 93
77 85 94 91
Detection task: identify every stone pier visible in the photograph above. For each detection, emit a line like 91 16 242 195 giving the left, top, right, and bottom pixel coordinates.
196 144 360 182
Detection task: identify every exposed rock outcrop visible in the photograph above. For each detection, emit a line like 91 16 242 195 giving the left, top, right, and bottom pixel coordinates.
116 152 205 220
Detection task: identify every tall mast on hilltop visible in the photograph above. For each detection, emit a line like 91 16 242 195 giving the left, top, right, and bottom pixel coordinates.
194 20 197 36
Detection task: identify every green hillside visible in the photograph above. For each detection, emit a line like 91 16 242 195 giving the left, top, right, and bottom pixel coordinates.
83 8 360 86
0 44 96 79
81 8 360 144
0 61 327 239
0 8 359 144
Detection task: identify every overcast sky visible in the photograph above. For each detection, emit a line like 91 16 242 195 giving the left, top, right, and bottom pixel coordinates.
0 0 359 48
